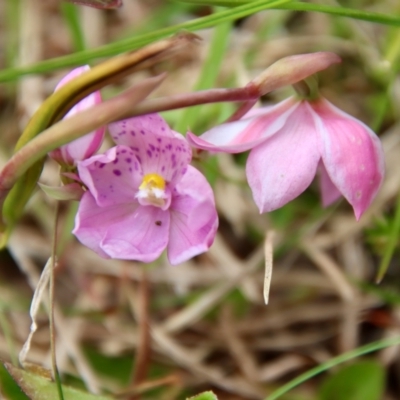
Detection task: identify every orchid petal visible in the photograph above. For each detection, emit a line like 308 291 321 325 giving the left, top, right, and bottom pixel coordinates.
168 166 218 265
109 117 192 184
49 65 105 164
101 205 170 262
319 162 342 207
187 98 298 153
77 146 142 207
246 102 321 213
73 192 138 259
315 99 385 219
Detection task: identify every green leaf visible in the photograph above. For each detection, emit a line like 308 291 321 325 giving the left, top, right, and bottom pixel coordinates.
265 335 400 400
187 391 219 400
319 361 385 400
4 363 114 400
0 363 29 400
175 0 400 26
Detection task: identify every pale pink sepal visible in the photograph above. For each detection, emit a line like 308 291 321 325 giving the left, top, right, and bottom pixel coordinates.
319 163 342 207
246 102 321 212
168 166 218 265
49 66 105 166
315 99 385 220
187 98 297 153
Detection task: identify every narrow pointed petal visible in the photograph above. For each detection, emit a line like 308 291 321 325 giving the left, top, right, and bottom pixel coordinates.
168 166 218 265
77 146 142 207
246 102 321 213
187 98 298 153
101 206 170 262
109 117 192 184
49 66 105 165
252 52 341 95
73 192 138 259
319 162 342 207
315 99 385 219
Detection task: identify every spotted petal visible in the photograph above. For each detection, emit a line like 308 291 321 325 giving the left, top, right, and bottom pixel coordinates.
77 146 142 207
109 116 192 184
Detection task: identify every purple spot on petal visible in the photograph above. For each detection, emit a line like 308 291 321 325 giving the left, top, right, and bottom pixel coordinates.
161 166 165 172
113 158 119 164
130 130 136 136
147 150 152 158
140 130 145 135
129 167 132 172
121 149 127 154
99 163 105 168
149 144 155 151
126 157 132 163
113 169 122 176
157 138 162 143
134 162 139 171
137 156 142 163
161 127 165 131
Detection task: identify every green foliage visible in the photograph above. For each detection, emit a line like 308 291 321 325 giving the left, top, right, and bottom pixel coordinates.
0 363 29 400
265 336 400 400
319 360 385 400
187 391 219 400
366 191 400 282
2 363 114 400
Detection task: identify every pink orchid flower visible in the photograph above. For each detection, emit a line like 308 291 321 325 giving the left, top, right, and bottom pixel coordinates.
73 114 218 265
49 66 105 166
188 96 384 220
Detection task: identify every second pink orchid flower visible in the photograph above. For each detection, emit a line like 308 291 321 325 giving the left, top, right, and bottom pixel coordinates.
188 96 384 220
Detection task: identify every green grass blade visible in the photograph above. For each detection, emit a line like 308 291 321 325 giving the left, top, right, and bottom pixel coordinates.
0 0 292 81
265 335 400 400
176 11 231 132
175 0 400 26
376 191 400 282
60 2 86 52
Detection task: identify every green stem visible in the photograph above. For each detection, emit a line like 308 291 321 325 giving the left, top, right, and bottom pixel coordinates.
265 335 400 400
60 3 86 52
50 203 64 400
0 0 292 81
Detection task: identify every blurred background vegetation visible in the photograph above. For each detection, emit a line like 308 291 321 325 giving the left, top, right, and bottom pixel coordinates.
1 0 400 399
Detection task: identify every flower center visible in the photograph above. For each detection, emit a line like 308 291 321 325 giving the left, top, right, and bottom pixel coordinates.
136 173 167 207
